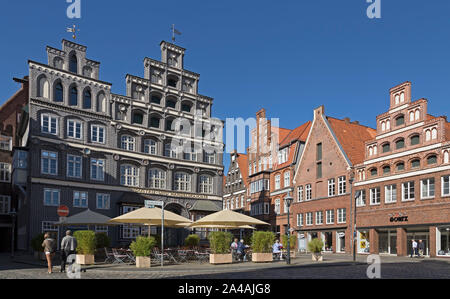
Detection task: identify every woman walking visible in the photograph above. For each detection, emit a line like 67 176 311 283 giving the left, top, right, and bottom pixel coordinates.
42 233 56 274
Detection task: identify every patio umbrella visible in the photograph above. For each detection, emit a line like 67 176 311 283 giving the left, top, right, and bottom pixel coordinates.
177 223 256 230
108 207 192 227
56 209 115 228
189 210 269 228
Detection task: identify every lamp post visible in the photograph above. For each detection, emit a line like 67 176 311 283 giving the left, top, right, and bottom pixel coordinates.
285 190 294 265
9 209 17 258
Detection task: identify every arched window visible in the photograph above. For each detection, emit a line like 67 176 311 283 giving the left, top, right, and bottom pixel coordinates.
151 94 161 105
174 172 191 192
410 111 415 122
181 103 192 113
370 168 378 177
395 95 400 104
411 134 420 146
96 93 106 113
400 92 405 102
275 199 280 215
38 76 50 99
83 90 92 109
426 130 431 141
167 75 179 88
396 115 405 126
69 86 78 106
120 165 139 187
144 139 157 155
373 145 378 155
381 122 386 132
411 159 420 169
166 98 177 109
149 117 161 129
121 135 135 151
132 111 144 125
382 143 391 153
54 82 64 103
396 162 405 172
395 138 405 150
427 155 437 165
382 166 391 175
432 128 438 140
415 110 420 121
444 151 449 164
386 120 391 130
164 142 177 158
69 54 78 73
149 169 166 189
199 175 214 194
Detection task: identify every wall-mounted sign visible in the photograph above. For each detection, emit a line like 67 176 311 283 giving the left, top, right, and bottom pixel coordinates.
389 213 408 223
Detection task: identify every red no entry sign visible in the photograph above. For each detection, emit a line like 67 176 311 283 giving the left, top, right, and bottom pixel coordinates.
57 205 69 217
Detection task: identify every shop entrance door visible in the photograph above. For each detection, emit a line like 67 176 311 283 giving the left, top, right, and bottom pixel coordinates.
407 230 430 257
379 230 397 255
336 231 345 253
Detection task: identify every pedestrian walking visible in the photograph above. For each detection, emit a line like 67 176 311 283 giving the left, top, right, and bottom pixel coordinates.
60 230 78 273
418 240 425 258
410 239 418 258
42 233 57 274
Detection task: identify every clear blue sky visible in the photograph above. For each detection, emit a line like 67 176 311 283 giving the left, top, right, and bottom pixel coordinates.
1 0 450 172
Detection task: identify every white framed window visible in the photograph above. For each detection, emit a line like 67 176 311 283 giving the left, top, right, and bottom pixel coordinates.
444 151 449 164
337 208 346 224
442 176 450 197
231 198 234 210
284 172 290 188
41 114 58 135
326 210 335 224
421 178 435 199
316 211 323 225
258 159 262 172
356 190 366 207
144 139 157 155
370 187 381 205
297 214 303 227
0 196 11 215
275 199 280 215
199 175 213 194
174 172 191 192
204 152 216 164
73 191 88 208
96 194 110 210
120 165 139 187
149 169 166 189
385 184 397 203
235 197 239 209
0 163 11 182
91 125 105 144
67 155 82 178
44 189 60 206
121 206 140 239
121 135 136 151
306 184 312 201
306 212 313 226
338 176 346 195
298 186 304 202
164 143 178 158
275 175 281 190
67 119 82 139
90 159 105 181
41 151 58 175
0 136 12 151
328 179 336 197
41 221 58 236
402 181 415 202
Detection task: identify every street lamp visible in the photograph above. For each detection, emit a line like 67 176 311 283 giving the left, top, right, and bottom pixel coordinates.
9 209 17 258
353 191 362 262
285 190 294 265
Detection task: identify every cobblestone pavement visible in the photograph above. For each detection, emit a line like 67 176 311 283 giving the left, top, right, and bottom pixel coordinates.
0 253 449 279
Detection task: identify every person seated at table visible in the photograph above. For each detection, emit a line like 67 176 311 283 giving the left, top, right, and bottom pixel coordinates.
272 240 283 260
237 239 249 262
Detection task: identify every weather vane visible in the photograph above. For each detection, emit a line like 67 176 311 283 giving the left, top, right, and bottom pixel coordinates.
66 25 80 40
171 24 182 42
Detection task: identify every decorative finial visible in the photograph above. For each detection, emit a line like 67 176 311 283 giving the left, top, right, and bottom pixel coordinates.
171 24 181 42
66 25 80 40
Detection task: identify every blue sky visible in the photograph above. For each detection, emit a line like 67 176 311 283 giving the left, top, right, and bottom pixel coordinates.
1 0 450 172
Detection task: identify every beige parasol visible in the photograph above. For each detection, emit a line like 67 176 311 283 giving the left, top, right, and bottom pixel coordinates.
108 207 192 227
188 210 269 228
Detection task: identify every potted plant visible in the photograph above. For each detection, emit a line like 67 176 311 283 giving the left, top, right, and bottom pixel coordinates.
95 232 111 260
130 236 156 268
31 233 46 261
251 231 276 263
281 234 298 258
208 231 233 264
185 234 200 250
74 231 96 265
308 238 324 262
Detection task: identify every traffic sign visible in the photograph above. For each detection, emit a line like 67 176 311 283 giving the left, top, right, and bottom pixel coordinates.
145 200 164 208
57 205 70 217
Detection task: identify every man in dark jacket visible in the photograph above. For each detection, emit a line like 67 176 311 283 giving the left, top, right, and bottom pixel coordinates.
60 230 78 273
418 240 425 257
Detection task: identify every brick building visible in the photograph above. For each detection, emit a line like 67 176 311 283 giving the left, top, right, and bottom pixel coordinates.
291 106 376 253
0 77 28 252
354 82 450 257
223 150 249 213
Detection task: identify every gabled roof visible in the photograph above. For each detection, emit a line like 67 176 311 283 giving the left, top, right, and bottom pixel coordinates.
280 121 312 147
235 153 249 187
327 117 377 165
274 127 292 144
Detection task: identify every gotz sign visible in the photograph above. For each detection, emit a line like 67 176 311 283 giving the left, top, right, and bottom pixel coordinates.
389 213 408 223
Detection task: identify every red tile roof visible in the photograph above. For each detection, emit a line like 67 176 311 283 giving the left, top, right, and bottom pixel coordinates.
327 117 377 165
280 121 312 147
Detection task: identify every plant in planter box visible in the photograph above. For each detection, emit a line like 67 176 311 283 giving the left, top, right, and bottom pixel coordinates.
251 231 276 263
74 231 96 265
95 232 111 249
281 234 298 257
185 234 200 249
208 231 233 264
130 236 157 268
31 233 45 260
308 238 324 262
